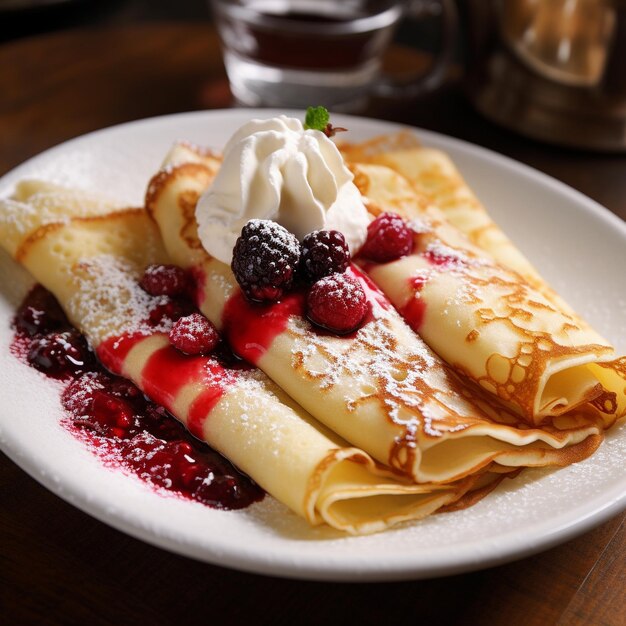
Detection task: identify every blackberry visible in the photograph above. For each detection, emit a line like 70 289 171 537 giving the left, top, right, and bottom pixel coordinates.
301 230 350 282
231 219 301 302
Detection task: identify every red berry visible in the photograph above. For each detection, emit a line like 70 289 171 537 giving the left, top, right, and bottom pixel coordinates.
148 300 192 326
307 273 368 334
140 264 190 297
192 474 242 507
15 285 68 336
360 212 413 262
301 230 350 282
231 219 301 302
107 377 145 408
27 330 93 376
91 391 136 438
169 313 220 355
144 404 184 440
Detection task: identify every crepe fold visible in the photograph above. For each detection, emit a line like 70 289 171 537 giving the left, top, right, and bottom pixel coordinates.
338 146 625 426
339 133 555 301
144 143 605 486
0 180 487 535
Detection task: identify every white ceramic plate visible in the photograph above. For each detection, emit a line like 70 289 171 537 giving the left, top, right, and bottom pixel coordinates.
1 110 625 582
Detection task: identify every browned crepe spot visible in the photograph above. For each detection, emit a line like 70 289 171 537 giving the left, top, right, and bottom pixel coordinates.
339 131 421 160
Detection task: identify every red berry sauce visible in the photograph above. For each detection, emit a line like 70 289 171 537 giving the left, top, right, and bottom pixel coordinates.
349 265 391 314
222 289 306 364
11 285 264 511
222 264 390 363
401 244 468 329
401 273 430 331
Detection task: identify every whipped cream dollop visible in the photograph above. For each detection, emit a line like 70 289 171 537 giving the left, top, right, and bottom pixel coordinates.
195 116 370 264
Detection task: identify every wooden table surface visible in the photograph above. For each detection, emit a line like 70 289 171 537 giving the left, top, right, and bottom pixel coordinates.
1 23 624 626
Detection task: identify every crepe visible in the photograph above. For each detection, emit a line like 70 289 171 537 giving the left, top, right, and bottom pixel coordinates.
340 160 625 426
144 143 605 486
0 179 487 535
342 137 626 424
340 133 553 297
342 133 626 426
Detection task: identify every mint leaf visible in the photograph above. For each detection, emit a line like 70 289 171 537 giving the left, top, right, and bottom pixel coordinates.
303 106 348 137
304 106 330 132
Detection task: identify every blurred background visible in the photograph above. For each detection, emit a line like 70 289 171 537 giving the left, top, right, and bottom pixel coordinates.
3 0 626 148
1 0 625 209
1 0 211 42
0 0 457 47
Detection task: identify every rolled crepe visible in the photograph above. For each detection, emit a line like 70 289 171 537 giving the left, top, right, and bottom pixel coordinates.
342 135 626 428
144 143 605 485
0 180 127 259
339 133 551 298
346 162 625 425
0 181 483 534
340 131 626 372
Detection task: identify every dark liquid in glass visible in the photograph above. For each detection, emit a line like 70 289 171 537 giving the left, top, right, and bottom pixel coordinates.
222 8 390 70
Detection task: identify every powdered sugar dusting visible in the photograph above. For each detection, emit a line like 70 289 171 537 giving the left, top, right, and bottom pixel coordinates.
315 273 364 304
289 287 488 447
212 367 307 454
407 217 432 234
67 255 172 345
0 185 120 244
0 197 69 234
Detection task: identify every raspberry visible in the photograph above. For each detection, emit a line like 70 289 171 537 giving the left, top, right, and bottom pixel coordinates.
231 219 301 302
144 404 184 441
140 264 190 297
90 391 137 439
300 230 350 282
169 313 220 355
148 299 193 326
360 212 413 262
307 273 368 334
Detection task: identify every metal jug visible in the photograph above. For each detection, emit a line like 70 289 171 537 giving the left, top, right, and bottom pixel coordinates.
464 0 626 151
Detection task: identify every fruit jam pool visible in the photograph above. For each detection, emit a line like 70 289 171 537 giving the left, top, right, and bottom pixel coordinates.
10 285 264 511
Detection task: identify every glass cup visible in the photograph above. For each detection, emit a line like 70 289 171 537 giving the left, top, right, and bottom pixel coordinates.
210 0 458 111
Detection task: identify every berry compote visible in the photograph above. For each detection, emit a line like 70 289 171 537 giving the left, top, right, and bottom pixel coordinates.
11 284 264 510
